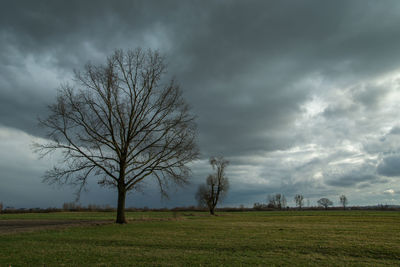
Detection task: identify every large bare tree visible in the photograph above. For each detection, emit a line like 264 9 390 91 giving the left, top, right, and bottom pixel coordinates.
195 156 229 215
34 48 199 223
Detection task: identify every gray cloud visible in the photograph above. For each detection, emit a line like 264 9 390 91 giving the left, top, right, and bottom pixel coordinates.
326 173 383 187
389 126 400 135
377 155 400 177
2 0 400 207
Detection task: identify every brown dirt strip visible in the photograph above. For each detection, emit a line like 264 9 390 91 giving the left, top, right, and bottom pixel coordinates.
0 219 113 235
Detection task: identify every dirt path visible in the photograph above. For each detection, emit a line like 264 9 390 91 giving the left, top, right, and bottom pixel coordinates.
0 219 113 235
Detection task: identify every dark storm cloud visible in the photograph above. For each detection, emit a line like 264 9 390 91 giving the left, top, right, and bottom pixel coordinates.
0 1 179 56
389 126 400 135
2 0 400 207
168 0 400 157
377 155 400 177
2 0 400 153
326 173 384 187
0 0 184 135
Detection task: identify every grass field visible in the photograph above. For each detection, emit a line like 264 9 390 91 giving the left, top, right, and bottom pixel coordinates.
1 211 400 266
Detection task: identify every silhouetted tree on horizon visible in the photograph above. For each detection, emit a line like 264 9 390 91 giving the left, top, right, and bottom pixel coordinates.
317 198 333 210
195 156 229 215
268 193 287 210
34 48 199 224
339 195 348 210
294 194 304 210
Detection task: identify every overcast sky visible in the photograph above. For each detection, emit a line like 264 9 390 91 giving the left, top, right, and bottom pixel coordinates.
1 0 400 209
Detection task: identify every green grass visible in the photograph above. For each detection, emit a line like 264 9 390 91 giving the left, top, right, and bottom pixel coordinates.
0 211 173 221
1 211 400 266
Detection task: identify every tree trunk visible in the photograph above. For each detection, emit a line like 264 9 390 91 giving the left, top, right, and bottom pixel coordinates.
209 204 215 215
116 186 127 224
209 208 215 215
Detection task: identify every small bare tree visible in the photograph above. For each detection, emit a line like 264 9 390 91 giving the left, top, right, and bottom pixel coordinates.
195 156 229 215
294 194 304 210
34 48 199 224
339 195 348 210
0 202 3 213
267 193 287 210
317 198 333 210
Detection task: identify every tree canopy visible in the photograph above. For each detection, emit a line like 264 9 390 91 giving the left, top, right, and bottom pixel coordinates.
35 48 199 223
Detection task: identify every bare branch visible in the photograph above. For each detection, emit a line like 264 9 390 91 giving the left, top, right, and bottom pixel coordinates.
195 156 229 215
35 48 199 223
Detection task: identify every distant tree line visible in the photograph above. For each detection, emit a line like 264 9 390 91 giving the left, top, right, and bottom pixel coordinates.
253 194 350 210
253 193 288 210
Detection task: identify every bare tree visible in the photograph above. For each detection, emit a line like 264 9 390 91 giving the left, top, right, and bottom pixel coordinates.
339 195 348 210
317 198 333 210
294 194 304 210
0 202 2 213
195 156 229 215
34 48 199 224
267 193 287 210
